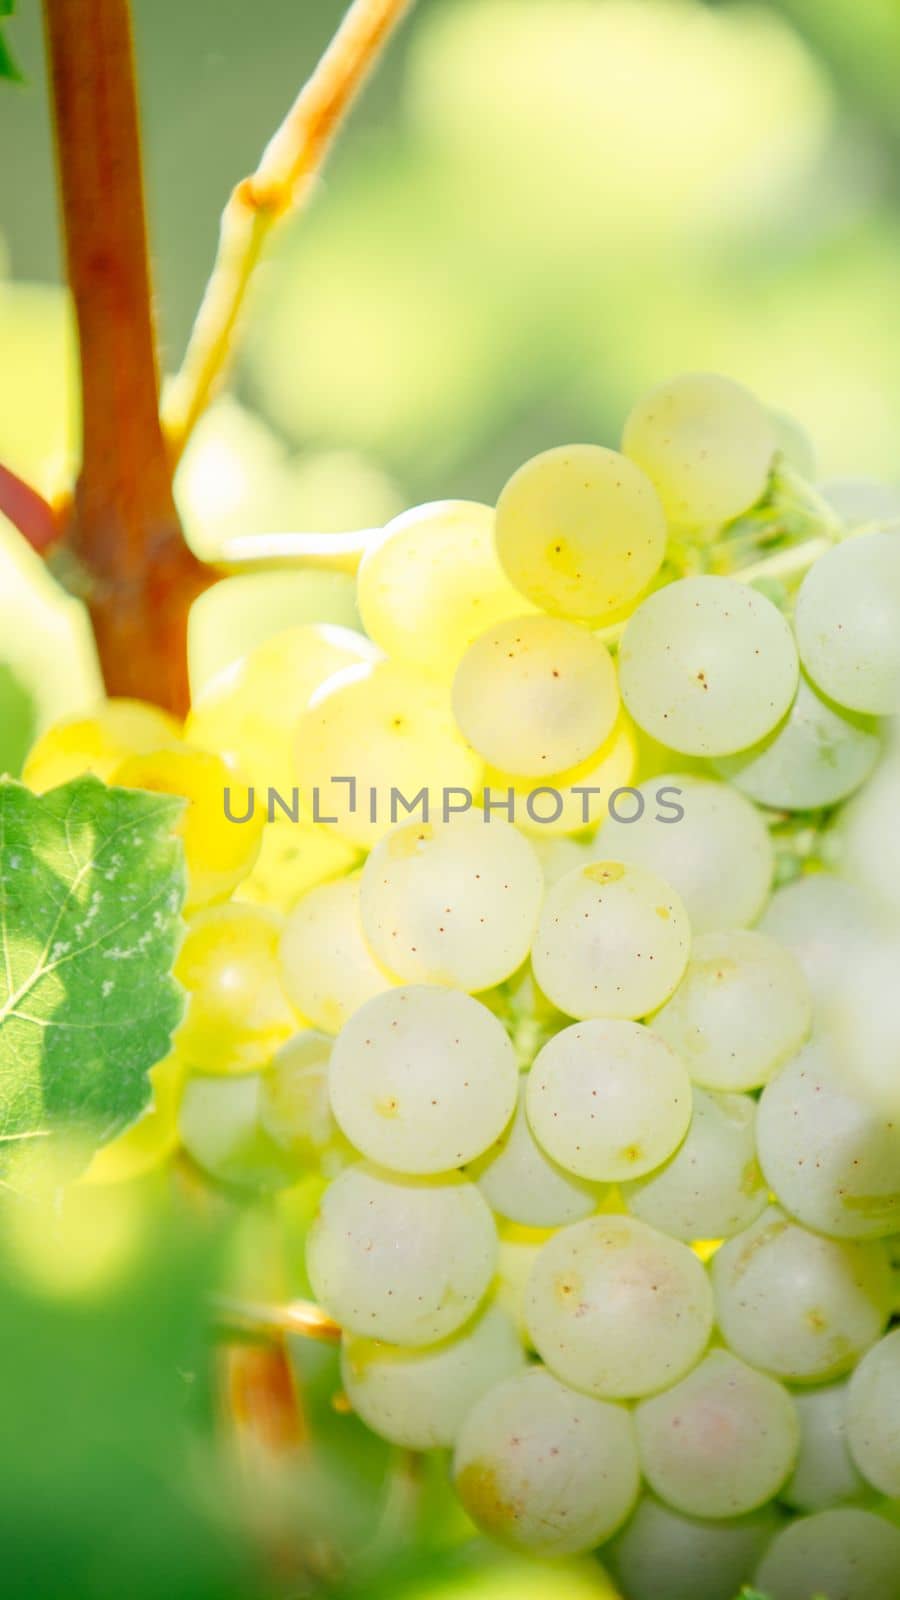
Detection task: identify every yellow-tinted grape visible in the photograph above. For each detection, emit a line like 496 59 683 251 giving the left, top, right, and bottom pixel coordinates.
174 904 302 1075
23 698 181 792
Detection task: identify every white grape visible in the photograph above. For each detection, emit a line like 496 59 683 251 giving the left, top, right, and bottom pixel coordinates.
451 614 619 776
600 773 773 933
484 709 637 836
524 1214 714 1399
531 860 691 1021
327 985 518 1174
605 1493 782 1600
782 1379 867 1512
819 477 900 531
759 873 872 1022
279 873 395 1034
340 1302 526 1451
259 1029 341 1164
293 658 483 848
651 930 811 1092
178 1073 299 1192
356 500 529 675
494 1223 556 1345
526 1019 692 1182
494 443 667 622
622 373 776 531
846 1328 900 1497
757 1043 900 1240
358 814 543 992
795 531 900 715
469 1080 604 1227
714 674 881 810
618 576 799 756
185 622 379 795
839 741 900 915
711 1207 892 1382
635 1349 799 1518
453 1366 640 1555
623 1087 767 1243
755 1508 900 1600
306 1162 497 1345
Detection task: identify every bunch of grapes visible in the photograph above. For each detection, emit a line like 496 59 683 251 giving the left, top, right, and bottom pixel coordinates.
23 373 900 1600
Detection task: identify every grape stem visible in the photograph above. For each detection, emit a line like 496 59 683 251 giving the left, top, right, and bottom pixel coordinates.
0 461 59 553
163 0 416 459
212 1292 342 1346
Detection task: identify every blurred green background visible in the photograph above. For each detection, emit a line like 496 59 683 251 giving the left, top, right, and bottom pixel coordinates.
3 0 900 556
1 3 898 1596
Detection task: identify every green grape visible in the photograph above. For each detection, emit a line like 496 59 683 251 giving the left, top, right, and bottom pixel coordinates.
599 773 773 934
652 930 811 1093
622 373 776 531
112 744 264 913
635 1349 799 1519
306 1161 497 1345
623 1086 767 1243
327 985 518 1174
279 872 395 1034
23 697 182 791
526 1019 692 1183
357 500 529 674
714 674 881 811
711 1207 892 1382
451 614 619 776
453 1367 640 1555
754 1508 900 1600
524 1214 714 1399
293 657 483 848
468 1080 605 1228
178 1072 301 1192
358 814 543 991
819 477 900 532
619 576 799 756
258 1030 346 1168
782 1379 867 1512
187 568 361 698
846 1328 900 1498
483 709 637 836
759 873 872 1021
531 860 691 1021
838 743 900 916
493 443 667 622
494 1223 556 1344
175 904 302 1074
185 622 379 795
605 1493 782 1600
796 531 900 715
769 407 817 478
341 1302 526 1450
757 1043 900 1240
234 818 360 914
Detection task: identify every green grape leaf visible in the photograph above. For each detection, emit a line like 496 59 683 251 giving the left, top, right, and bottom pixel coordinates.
0 776 186 1182
0 0 21 85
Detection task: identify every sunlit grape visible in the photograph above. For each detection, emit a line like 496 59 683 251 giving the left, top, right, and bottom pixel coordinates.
452 614 619 776
279 872 395 1034
175 904 301 1074
494 444 667 622
796 531 900 715
23 698 181 792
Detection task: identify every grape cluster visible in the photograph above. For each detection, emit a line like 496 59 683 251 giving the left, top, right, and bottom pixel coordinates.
23 372 900 1598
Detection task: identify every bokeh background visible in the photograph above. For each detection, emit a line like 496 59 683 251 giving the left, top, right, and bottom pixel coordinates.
0 3 898 1597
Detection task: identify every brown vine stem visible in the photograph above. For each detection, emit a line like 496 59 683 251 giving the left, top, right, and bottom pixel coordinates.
163 0 416 459
0 461 59 553
43 0 212 714
213 1293 342 1346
